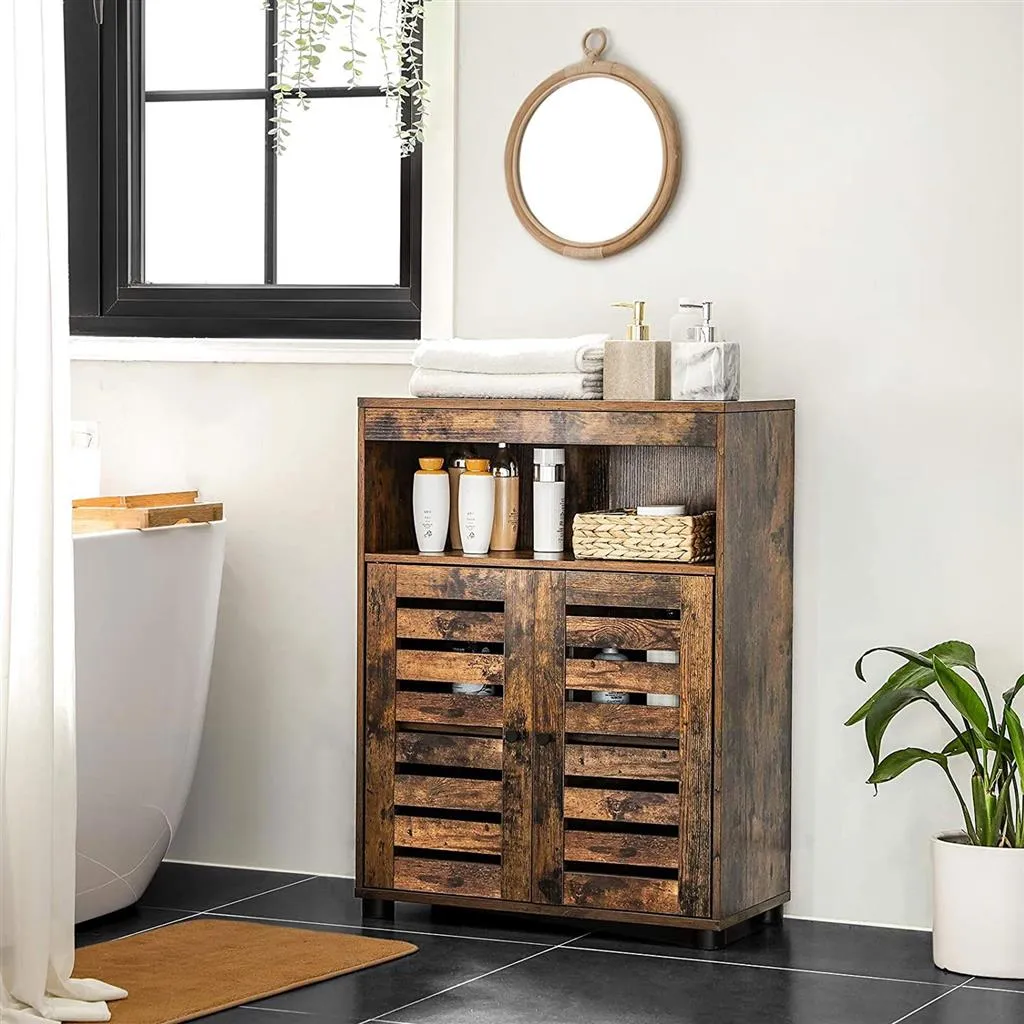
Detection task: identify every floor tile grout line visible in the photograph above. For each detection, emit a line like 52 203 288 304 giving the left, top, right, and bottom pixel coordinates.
562 944 954 990
203 875 319 915
967 984 1024 995
206 910 553 948
889 974 977 1024
238 1007 316 1016
359 931 591 1024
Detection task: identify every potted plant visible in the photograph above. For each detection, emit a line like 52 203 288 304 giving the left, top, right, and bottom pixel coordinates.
848 641 1024 978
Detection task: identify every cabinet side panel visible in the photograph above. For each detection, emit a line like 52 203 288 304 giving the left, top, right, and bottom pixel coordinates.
717 410 794 918
679 575 714 918
502 571 536 902
532 571 567 904
364 563 398 889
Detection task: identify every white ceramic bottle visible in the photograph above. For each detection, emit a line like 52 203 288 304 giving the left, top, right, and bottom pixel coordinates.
533 448 565 553
412 457 449 554
458 458 495 555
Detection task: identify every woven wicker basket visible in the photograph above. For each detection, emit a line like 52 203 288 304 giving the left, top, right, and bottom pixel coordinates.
572 509 715 563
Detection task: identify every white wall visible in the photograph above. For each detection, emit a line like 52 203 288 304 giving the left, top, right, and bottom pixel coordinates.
71 0 1023 929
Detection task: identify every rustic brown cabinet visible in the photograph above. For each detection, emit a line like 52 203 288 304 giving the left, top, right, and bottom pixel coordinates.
356 399 794 942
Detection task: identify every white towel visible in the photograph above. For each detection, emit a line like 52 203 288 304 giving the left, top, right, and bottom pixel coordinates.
412 335 608 375
409 367 603 400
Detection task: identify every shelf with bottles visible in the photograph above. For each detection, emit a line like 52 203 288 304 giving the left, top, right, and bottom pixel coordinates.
361 439 718 566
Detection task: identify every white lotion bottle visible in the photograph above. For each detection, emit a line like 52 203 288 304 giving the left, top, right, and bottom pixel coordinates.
412 457 449 554
646 650 681 707
458 458 495 555
533 448 566 553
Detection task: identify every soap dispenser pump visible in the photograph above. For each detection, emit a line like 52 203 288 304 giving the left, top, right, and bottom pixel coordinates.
603 299 672 401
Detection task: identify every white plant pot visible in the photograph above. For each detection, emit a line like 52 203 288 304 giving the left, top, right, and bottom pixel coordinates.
932 831 1024 978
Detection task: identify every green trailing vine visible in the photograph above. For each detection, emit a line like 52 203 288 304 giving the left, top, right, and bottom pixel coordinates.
264 0 428 157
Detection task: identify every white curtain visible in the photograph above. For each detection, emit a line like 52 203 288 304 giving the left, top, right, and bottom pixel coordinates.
0 1 127 1022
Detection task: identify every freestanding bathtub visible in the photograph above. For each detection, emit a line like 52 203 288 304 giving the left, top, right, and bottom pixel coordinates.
73 520 226 922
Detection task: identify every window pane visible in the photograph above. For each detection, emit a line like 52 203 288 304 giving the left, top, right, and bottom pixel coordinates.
276 97 401 285
145 101 265 284
145 0 266 91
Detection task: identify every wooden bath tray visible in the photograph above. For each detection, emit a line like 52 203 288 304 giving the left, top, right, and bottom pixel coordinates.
73 491 223 533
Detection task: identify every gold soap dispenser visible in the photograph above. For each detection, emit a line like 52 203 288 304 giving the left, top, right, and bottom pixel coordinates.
602 300 672 401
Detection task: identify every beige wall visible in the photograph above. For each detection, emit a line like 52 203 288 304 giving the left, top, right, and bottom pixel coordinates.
71 0 1024 928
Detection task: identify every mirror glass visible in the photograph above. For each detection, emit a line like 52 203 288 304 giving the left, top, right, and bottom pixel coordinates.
518 76 664 245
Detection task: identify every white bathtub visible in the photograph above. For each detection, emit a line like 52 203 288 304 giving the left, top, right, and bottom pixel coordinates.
73 520 226 922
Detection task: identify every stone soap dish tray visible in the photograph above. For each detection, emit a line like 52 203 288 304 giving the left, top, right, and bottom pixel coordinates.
571 509 715 563
72 490 223 533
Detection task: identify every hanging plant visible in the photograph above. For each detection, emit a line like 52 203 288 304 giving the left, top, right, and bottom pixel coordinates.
265 0 428 157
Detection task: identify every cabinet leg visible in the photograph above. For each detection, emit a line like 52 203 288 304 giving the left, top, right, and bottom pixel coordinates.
696 928 727 951
762 905 784 927
362 898 395 921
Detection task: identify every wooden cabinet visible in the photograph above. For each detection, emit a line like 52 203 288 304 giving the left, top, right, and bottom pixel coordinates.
356 399 794 940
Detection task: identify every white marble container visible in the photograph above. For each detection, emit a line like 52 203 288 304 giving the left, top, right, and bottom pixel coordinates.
671 341 741 401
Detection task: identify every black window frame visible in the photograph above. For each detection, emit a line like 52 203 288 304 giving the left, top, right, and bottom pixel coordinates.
64 0 422 340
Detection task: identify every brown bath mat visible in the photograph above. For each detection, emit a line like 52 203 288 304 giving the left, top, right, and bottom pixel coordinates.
74 918 417 1024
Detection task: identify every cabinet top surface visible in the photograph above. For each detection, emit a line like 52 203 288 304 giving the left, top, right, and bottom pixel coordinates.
358 398 795 413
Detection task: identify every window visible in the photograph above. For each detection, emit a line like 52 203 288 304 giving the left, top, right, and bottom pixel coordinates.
64 0 422 339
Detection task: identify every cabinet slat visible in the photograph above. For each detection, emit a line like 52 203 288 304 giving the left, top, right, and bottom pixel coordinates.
394 856 501 899
394 815 502 855
565 702 679 739
565 743 679 781
395 565 506 601
563 872 680 915
564 787 678 825
397 607 505 643
564 829 679 869
394 775 502 813
566 659 679 696
396 732 503 771
566 617 680 650
397 649 504 685
396 692 503 728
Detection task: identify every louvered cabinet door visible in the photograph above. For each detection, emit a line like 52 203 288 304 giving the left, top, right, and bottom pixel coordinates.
558 571 714 919
362 563 564 903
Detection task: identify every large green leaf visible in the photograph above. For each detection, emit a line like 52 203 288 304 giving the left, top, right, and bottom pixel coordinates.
1006 707 1024 781
933 656 990 736
847 641 978 726
864 687 946 769
867 747 947 784
1003 674 1024 709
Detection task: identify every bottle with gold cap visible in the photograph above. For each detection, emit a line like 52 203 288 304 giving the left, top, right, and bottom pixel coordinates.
603 299 672 401
458 458 495 556
412 457 449 554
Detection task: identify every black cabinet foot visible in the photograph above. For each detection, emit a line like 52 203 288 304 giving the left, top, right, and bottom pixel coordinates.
761 905 784 927
696 928 728 951
362 898 395 920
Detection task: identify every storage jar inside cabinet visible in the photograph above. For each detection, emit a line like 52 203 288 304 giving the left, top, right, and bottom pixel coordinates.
357 398 795 942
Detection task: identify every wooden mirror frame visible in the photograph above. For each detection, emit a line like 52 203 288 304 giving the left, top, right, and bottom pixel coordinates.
504 28 682 260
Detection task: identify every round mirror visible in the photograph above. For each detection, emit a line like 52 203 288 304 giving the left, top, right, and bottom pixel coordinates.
505 30 681 259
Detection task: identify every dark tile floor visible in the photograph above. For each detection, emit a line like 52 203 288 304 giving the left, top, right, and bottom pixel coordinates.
75 863 1024 1024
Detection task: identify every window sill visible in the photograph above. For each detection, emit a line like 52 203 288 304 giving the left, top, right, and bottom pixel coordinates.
69 336 419 365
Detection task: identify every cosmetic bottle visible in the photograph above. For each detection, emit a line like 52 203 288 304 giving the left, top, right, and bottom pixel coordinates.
533 448 566 553
447 445 475 550
412 457 449 554
490 443 520 551
592 647 630 704
459 458 495 556
670 300 740 401
645 650 681 707
603 300 672 401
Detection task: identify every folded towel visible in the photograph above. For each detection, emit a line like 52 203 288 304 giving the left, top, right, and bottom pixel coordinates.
412 335 608 376
409 367 603 400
